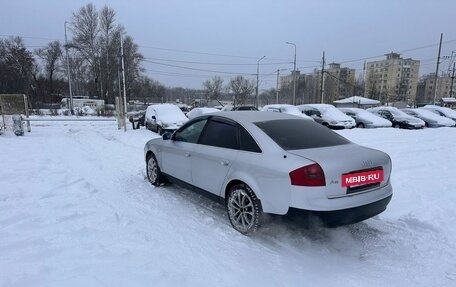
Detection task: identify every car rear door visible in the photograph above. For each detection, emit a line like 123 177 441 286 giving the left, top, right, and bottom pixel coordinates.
191 117 239 195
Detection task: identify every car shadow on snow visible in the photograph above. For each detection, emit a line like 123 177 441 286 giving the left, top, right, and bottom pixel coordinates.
155 181 389 255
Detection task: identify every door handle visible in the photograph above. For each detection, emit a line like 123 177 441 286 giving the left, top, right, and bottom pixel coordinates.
220 160 229 166
185 152 191 157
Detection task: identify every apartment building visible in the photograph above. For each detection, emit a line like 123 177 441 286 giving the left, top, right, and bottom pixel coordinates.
416 74 454 105
365 52 420 104
325 63 355 103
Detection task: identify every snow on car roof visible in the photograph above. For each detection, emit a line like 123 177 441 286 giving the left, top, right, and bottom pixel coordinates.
214 111 301 123
423 105 456 117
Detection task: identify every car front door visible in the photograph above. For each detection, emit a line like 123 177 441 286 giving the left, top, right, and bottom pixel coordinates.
160 119 208 184
191 118 239 195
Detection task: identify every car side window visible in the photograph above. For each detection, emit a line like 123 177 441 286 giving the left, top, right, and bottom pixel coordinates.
303 109 312 116
239 126 261 153
199 120 239 150
173 119 207 144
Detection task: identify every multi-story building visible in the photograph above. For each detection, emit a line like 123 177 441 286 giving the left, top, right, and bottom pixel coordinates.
280 64 355 105
416 74 454 105
365 52 420 105
325 63 355 103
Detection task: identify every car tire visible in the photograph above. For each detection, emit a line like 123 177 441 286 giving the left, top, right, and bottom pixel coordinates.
393 123 400 129
357 123 365 128
146 154 164 187
226 183 263 235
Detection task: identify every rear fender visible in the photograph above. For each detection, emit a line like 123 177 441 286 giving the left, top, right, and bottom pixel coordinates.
223 170 291 215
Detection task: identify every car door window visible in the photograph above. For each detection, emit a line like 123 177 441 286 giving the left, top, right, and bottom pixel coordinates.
173 119 207 143
199 120 239 149
239 126 261 153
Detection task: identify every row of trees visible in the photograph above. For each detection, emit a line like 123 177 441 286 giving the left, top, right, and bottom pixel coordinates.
0 3 169 108
202 75 257 106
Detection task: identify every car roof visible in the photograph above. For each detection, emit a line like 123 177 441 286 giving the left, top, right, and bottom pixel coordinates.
301 104 335 108
263 104 294 109
369 106 399 111
209 111 300 124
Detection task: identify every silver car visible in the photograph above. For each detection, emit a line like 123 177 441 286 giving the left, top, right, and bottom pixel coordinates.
339 107 392 128
144 112 393 234
402 108 455 128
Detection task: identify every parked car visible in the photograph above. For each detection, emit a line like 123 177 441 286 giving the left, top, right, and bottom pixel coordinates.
367 107 425 129
145 104 188 135
128 111 146 130
297 104 355 129
339 108 392 128
262 104 313 120
422 105 456 122
144 112 393 234
186 107 220 120
402 108 455 128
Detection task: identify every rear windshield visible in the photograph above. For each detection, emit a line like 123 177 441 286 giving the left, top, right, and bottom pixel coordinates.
255 119 350 150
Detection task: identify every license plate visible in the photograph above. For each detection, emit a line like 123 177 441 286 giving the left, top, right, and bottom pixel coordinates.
341 169 383 187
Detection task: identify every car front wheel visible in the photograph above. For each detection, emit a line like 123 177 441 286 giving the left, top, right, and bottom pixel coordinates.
226 184 262 235
146 154 164 186
357 122 365 128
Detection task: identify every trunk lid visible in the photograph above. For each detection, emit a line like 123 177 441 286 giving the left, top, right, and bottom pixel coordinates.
289 143 392 198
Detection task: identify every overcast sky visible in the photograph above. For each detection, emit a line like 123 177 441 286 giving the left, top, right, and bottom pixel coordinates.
2 0 456 89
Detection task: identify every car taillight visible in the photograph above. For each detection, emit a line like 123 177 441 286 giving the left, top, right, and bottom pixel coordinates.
289 163 326 186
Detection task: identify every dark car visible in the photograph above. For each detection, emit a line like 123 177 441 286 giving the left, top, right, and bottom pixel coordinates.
231 106 258 111
367 107 425 129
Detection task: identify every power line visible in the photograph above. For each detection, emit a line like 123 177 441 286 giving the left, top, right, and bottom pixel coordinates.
143 56 292 66
142 59 258 76
0 34 61 41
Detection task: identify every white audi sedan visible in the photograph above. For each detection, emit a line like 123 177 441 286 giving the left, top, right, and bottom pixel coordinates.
144 112 393 234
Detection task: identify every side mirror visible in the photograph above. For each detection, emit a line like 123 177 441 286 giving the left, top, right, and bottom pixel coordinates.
162 132 172 140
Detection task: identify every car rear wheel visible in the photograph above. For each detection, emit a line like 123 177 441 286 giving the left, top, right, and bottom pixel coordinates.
357 123 365 128
226 184 262 235
393 123 400 128
146 154 164 186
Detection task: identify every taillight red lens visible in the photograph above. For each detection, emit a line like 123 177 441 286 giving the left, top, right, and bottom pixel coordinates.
289 163 326 186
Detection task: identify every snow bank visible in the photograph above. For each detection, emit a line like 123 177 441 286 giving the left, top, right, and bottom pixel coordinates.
0 122 455 286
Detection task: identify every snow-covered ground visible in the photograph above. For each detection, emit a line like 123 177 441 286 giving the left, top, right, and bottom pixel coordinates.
1 120 455 287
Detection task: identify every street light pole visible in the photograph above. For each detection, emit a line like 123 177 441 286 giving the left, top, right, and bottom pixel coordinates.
64 21 74 115
256 55 266 108
286 42 297 105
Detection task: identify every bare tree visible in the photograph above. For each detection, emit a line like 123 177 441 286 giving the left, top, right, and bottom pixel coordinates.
228 75 254 106
35 41 62 95
122 34 144 101
0 36 35 94
100 5 117 102
203 76 224 102
70 3 101 97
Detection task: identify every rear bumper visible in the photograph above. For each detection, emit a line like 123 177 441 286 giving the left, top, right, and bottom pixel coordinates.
288 194 392 226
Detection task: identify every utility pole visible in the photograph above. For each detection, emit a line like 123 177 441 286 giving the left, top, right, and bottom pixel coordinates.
64 21 74 115
276 69 280 104
320 51 326 104
433 33 443 104
286 42 297 105
120 33 127 131
362 61 366 97
256 56 266 108
450 62 455 98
